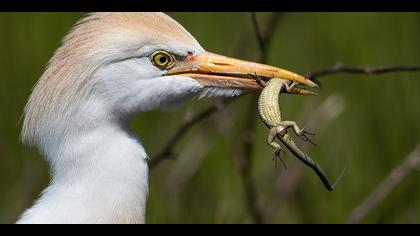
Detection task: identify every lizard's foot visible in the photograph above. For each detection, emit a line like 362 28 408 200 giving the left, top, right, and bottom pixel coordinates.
284 81 299 93
300 128 315 136
298 128 317 146
272 147 287 169
279 121 317 146
268 127 287 169
249 73 266 87
269 127 286 145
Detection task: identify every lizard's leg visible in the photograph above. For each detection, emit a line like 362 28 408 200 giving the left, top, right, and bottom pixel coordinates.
249 73 267 87
278 121 316 145
268 127 287 168
283 81 299 93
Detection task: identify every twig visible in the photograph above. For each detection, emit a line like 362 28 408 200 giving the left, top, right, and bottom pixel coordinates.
237 96 263 223
250 13 266 60
347 143 420 224
250 12 283 63
234 12 282 224
149 98 234 169
306 63 420 80
166 132 209 195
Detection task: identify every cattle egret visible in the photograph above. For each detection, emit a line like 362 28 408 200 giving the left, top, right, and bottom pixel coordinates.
17 12 316 224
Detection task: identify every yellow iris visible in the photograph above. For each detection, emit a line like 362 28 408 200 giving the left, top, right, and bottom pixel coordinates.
151 51 174 69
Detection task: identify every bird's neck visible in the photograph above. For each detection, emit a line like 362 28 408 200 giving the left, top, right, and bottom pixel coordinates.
19 120 149 224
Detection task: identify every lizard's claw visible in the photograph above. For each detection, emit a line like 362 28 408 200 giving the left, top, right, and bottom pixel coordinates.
299 128 317 146
272 148 287 169
300 128 315 136
249 73 266 87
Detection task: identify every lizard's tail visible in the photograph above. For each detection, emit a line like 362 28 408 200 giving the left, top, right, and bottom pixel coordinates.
329 165 347 190
313 159 346 191
279 133 345 191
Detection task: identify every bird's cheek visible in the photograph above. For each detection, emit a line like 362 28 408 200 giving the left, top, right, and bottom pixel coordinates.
118 76 202 113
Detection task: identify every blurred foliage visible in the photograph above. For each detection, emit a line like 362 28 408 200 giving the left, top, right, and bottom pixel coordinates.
0 12 419 224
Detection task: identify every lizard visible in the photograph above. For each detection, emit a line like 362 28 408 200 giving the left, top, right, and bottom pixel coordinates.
254 75 345 191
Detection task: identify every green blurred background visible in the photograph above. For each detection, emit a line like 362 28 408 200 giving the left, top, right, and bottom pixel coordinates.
1 12 419 224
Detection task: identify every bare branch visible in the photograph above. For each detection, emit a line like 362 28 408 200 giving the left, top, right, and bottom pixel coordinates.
250 13 266 60
149 98 234 169
347 143 420 224
306 63 420 80
237 94 262 223
250 12 283 63
234 12 282 224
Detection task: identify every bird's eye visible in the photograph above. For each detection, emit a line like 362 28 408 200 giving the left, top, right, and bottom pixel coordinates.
151 51 174 69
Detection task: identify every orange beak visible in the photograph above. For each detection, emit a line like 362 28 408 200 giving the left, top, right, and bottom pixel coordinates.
167 51 318 92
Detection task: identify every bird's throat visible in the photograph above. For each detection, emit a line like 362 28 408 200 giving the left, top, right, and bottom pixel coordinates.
18 124 149 224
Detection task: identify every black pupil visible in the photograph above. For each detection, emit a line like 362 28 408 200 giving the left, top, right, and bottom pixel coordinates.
159 56 167 64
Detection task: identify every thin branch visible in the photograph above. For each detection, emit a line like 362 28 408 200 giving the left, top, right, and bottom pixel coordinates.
250 13 266 61
235 12 282 224
238 94 263 223
149 98 234 169
347 143 420 224
250 12 283 63
306 63 420 80
261 13 282 50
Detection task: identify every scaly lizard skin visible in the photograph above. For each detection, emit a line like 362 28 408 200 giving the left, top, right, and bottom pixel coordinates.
256 77 345 191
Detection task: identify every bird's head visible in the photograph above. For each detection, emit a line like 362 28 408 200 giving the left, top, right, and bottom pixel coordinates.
22 13 316 149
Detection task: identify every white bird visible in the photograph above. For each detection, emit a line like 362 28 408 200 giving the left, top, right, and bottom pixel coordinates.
17 12 315 224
